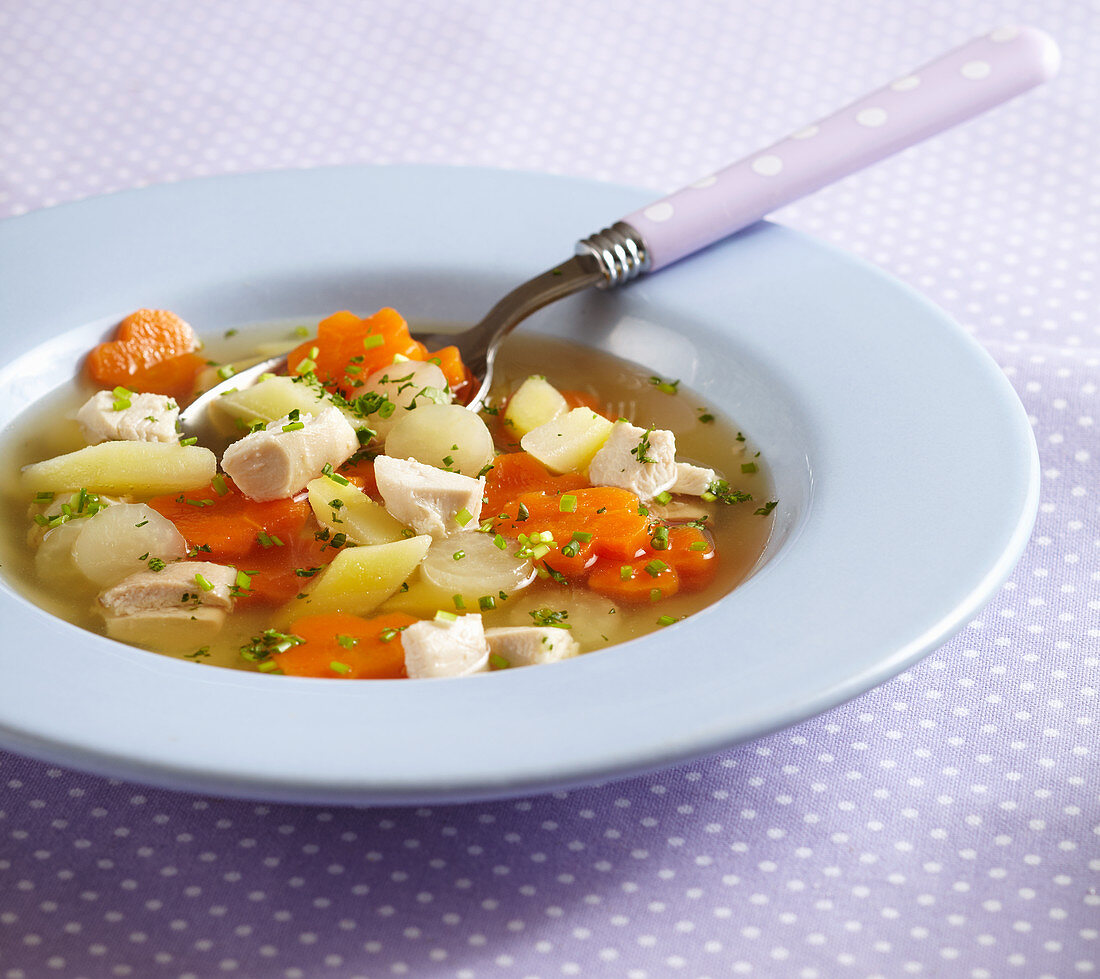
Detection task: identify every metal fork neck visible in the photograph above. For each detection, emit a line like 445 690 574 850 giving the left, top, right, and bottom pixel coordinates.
575 221 650 288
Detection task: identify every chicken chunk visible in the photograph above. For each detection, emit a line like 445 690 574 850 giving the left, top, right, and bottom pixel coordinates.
103 607 228 653
221 406 359 501
402 613 490 679
374 456 485 538
76 390 179 444
484 626 580 667
587 420 678 500
98 561 237 615
671 462 717 496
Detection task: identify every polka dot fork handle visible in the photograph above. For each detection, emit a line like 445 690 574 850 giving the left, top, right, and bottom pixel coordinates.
580 26 1060 277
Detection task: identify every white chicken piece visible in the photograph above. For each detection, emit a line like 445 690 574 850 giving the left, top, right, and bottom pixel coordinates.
76 390 180 444
98 561 238 615
221 405 359 501
671 462 717 496
587 420 678 500
402 613 490 679
104 607 229 653
374 455 485 538
484 626 580 667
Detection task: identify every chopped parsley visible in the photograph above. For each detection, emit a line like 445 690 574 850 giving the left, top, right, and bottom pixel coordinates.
529 608 571 629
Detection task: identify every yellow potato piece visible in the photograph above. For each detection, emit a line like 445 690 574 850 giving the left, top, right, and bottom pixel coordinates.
212 375 330 428
22 443 216 495
305 477 408 545
504 376 568 436
519 407 614 474
280 535 432 622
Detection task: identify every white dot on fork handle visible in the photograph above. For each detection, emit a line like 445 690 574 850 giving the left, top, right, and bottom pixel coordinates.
856 107 888 127
961 60 992 79
751 155 783 176
643 202 674 222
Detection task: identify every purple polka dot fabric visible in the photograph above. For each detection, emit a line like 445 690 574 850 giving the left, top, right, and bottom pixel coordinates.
1 2 1097 977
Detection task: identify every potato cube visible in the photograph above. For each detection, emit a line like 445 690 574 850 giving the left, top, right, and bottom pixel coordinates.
519 407 613 474
504 376 568 436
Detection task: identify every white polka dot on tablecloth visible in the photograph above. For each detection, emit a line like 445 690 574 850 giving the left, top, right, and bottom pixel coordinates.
0 1 1098 977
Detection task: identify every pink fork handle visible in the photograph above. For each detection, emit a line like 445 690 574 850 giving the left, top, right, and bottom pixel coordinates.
623 26 1060 272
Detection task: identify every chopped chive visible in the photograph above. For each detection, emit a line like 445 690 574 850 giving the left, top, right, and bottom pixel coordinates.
33 492 55 503
111 386 133 410
741 462 758 474
478 595 496 611
689 540 708 552
293 325 310 338
435 610 458 623
363 334 384 350
454 507 473 527
282 421 305 432
216 365 236 380
194 573 214 592
650 588 662 601
492 534 507 550
453 594 466 610
657 615 678 626
379 628 399 643
648 375 680 395
442 455 455 467
211 474 229 496
559 495 577 513
489 653 510 670
257 661 281 673
335 634 357 649
620 565 633 580
571 531 593 543
235 570 253 591
516 503 530 522
654 491 672 505
645 560 669 577
329 661 352 675
295 358 317 374
452 550 465 561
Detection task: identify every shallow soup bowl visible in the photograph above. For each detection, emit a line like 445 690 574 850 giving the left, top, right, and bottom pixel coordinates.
0 166 1037 805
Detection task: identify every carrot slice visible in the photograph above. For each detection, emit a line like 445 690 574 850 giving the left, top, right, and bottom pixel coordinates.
494 486 651 578
85 309 202 400
276 612 417 678
482 452 588 517
148 480 312 561
664 526 719 589
587 555 681 604
338 457 379 497
286 308 432 395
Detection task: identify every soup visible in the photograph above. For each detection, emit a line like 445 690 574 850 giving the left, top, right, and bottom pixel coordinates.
0 308 775 678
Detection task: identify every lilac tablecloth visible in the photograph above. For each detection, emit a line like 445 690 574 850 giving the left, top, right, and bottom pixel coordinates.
1 2 1097 977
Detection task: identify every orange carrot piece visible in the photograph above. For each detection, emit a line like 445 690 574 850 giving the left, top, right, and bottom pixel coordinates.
561 390 603 414
664 526 719 589
85 309 201 399
148 481 312 561
426 345 471 397
495 486 651 575
286 308 435 394
338 457 379 497
587 555 681 604
276 612 417 678
482 452 588 517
